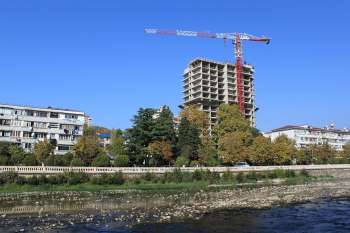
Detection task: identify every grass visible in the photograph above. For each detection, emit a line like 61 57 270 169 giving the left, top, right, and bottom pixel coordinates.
0 181 212 194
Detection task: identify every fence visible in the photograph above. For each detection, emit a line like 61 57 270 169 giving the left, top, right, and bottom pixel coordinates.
0 164 350 175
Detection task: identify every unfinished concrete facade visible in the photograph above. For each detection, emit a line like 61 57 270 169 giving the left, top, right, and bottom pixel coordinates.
183 58 256 130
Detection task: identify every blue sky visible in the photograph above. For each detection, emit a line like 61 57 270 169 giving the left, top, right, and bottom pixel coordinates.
0 0 349 131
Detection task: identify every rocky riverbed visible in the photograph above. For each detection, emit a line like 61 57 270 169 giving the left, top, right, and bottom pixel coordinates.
0 178 350 232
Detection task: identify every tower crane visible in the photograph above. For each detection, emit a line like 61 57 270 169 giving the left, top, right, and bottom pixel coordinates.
144 28 270 116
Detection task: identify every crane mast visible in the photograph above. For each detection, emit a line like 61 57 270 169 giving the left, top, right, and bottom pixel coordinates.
145 28 270 116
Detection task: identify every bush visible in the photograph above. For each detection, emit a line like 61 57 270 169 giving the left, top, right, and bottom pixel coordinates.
0 171 18 184
0 156 8 165
15 176 27 185
142 172 156 182
65 172 89 185
92 155 111 167
26 176 40 185
45 155 56 166
203 170 220 184
236 172 246 183
300 169 310 177
246 171 258 181
91 172 125 185
175 156 189 167
164 169 184 183
70 158 84 167
192 170 204 181
190 160 200 167
114 154 129 167
22 154 37 166
285 170 296 178
222 171 234 182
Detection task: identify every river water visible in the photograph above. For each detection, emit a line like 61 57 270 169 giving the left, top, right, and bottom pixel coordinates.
72 198 350 233
0 192 350 232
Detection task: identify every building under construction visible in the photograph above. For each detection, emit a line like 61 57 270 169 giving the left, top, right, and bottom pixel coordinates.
183 58 256 129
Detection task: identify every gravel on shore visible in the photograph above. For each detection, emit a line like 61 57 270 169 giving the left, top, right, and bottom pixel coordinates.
0 178 349 232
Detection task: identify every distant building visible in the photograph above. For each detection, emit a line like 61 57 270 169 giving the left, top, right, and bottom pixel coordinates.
0 103 89 154
97 133 112 147
183 58 256 130
264 124 350 151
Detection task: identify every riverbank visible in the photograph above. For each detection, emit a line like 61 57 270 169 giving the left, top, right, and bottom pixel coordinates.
0 176 349 232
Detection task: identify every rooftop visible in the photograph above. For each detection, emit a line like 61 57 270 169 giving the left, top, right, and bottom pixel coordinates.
0 103 85 115
268 124 350 135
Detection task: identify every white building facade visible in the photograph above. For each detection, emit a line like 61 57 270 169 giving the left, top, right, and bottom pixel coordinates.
264 125 350 151
0 104 89 154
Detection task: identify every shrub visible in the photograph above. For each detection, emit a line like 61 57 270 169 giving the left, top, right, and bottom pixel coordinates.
285 170 296 178
92 155 111 167
142 172 156 182
246 171 258 181
45 155 55 166
114 154 129 167
190 160 200 167
70 158 84 167
110 172 125 185
222 171 234 182
274 169 286 178
22 154 38 166
26 176 40 185
192 170 204 181
15 176 27 185
300 169 310 177
236 172 246 183
0 171 19 184
164 169 184 183
65 172 89 185
0 156 9 166
175 156 189 167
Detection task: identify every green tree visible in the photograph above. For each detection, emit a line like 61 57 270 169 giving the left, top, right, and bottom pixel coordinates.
92 154 111 167
218 131 251 164
151 106 176 143
22 153 38 166
342 142 350 159
271 135 296 165
107 129 125 157
0 142 11 165
125 108 156 165
34 140 54 164
114 154 129 167
8 145 25 165
213 104 253 164
213 104 252 139
74 126 102 165
177 117 201 162
295 148 313 165
148 140 174 165
312 143 336 164
249 136 274 165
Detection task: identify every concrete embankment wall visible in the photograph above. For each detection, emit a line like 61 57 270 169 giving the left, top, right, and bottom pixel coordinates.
0 165 350 178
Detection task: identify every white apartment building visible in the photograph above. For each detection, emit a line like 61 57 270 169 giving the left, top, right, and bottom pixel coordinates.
183 58 256 130
0 103 89 155
264 125 350 151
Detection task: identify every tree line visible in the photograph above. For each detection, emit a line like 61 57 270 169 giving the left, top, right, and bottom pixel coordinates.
0 104 349 167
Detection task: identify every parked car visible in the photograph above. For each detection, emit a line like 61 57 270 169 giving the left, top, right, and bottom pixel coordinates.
233 161 250 168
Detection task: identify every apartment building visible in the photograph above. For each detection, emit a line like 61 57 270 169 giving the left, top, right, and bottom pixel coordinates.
183 58 256 130
264 124 350 151
0 103 89 155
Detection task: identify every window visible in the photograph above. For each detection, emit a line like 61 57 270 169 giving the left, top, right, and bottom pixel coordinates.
58 145 70 151
0 131 11 137
0 119 11 126
36 111 47 117
0 107 13 115
33 122 47 128
26 110 34 116
11 131 21 137
65 114 78 119
24 143 32 149
59 134 71 141
50 112 59 118
33 132 47 139
11 120 21 127
23 132 33 138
